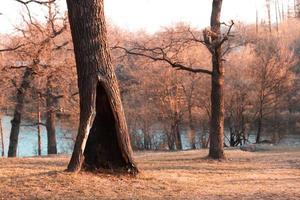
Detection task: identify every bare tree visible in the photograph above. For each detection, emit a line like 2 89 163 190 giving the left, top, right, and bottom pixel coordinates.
3 0 68 157
117 0 231 159
250 36 296 143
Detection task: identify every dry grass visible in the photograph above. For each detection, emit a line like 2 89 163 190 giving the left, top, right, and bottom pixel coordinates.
0 147 300 200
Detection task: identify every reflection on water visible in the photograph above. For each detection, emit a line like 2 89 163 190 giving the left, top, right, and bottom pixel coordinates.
1 116 73 157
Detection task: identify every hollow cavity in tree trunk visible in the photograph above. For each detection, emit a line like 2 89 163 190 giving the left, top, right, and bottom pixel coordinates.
83 83 135 172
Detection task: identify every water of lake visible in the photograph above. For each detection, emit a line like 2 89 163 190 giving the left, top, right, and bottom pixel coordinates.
0 116 73 157
1 115 299 157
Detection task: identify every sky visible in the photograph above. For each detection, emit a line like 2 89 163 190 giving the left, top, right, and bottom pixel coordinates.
0 0 293 34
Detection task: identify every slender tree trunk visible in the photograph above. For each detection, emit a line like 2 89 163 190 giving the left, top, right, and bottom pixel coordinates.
256 8 259 34
8 67 33 157
188 106 196 149
173 79 182 150
277 0 282 22
46 78 57 155
208 0 225 159
46 106 57 154
0 118 4 157
275 0 279 32
142 123 151 150
282 0 285 21
175 122 182 150
172 113 182 150
66 0 138 173
166 127 175 150
296 0 300 18
256 105 263 144
37 96 42 156
266 0 272 33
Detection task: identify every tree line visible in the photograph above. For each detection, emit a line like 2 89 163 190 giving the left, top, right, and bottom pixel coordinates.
0 0 299 174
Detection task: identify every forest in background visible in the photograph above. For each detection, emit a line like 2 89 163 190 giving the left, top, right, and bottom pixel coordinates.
0 0 300 157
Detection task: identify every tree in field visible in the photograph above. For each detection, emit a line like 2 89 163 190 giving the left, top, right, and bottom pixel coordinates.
250 36 296 143
66 0 138 173
225 46 254 146
118 0 231 159
157 69 186 150
115 33 210 150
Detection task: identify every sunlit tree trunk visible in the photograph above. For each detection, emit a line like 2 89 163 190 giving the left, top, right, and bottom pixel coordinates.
66 0 138 173
208 0 225 159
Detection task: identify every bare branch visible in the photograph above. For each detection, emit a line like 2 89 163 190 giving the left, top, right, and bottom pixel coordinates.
0 43 27 52
219 20 235 47
187 27 206 45
14 0 55 5
114 46 212 75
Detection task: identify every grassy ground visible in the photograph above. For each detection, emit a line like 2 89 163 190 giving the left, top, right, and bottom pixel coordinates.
0 147 299 200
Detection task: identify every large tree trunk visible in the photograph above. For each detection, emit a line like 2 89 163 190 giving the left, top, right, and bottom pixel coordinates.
8 67 33 157
208 0 225 159
66 0 138 173
46 78 57 155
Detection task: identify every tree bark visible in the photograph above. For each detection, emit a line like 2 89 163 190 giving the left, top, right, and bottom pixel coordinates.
46 77 57 155
0 118 4 157
173 115 182 150
165 127 175 150
142 122 151 150
256 105 263 143
37 96 42 156
188 105 196 149
208 0 225 159
66 0 138 173
8 67 34 157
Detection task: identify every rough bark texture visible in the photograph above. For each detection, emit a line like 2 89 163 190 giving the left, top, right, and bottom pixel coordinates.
8 67 34 157
208 0 225 159
46 78 57 155
66 0 138 173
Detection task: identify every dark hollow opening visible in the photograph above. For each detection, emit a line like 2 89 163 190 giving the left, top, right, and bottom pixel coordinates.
83 83 125 170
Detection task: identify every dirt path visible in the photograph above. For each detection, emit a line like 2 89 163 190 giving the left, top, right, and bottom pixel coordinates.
0 148 299 199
